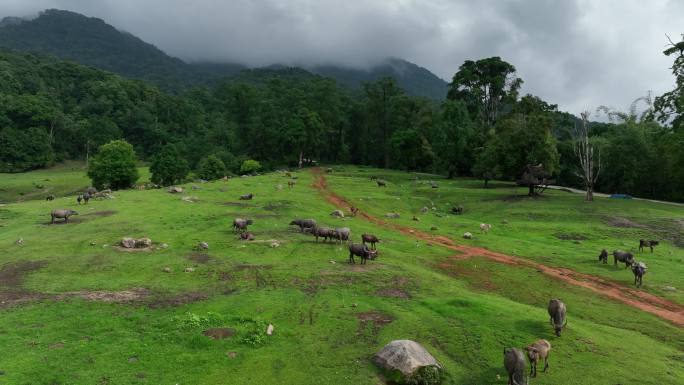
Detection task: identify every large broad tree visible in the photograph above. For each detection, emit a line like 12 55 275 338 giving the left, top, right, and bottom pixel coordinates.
652 35 684 129
447 57 523 128
87 140 139 190
474 95 560 194
149 143 189 186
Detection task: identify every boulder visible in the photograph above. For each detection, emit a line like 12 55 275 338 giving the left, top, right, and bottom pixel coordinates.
385 213 401 219
181 196 199 203
120 237 136 249
373 340 441 381
184 267 195 273
331 209 345 218
420 206 429 213
168 186 183 194
135 238 152 248
463 232 473 240
197 242 209 250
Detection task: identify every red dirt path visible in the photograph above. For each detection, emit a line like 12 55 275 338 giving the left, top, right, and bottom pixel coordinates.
311 169 684 327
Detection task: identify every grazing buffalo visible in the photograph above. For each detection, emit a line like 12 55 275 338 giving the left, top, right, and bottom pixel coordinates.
332 227 351 243
239 193 253 200
451 206 463 215
376 180 386 187
361 234 380 249
632 262 647 287
613 250 634 268
307 226 335 242
233 218 253 233
480 223 492 234
348 242 378 264
239 232 255 241
548 299 567 337
504 348 527 385
639 239 659 253
350 206 359 216
288 180 296 188
598 249 608 264
525 339 551 378
83 192 90 204
77 195 83 205
51 209 78 224
290 219 317 232
45 194 55 201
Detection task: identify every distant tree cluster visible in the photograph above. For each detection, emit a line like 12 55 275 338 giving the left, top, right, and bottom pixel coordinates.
3 40 684 201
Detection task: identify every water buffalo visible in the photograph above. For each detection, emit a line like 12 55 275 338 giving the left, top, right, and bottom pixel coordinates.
290 219 317 232
598 249 608 264
525 339 551 377
51 209 78 224
504 348 527 385
307 226 335 242
350 206 359 216
451 205 463 215
348 242 377 264
632 262 647 287
77 195 83 205
361 234 380 249
332 227 351 243
639 239 659 253
376 180 386 187
83 192 90 204
239 232 255 241
613 250 634 268
45 194 55 201
548 299 567 337
288 180 296 188
233 218 253 233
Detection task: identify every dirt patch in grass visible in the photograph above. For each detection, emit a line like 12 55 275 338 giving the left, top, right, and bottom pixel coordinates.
263 201 290 211
147 292 208 308
0 261 48 307
356 311 394 339
376 288 411 298
188 253 211 264
61 288 150 303
222 202 252 207
203 327 235 339
606 216 646 228
554 232 589 241
82 210 117 218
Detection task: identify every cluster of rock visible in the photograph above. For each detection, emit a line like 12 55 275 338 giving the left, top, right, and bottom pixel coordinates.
373 340 441 384
120 237 152 249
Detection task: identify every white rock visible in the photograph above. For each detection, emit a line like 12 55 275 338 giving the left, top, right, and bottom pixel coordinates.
266 324 274 336
373 340 441 378
463 232 473 240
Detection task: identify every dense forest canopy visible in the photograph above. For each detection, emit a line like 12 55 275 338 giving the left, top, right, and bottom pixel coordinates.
2 31 684 200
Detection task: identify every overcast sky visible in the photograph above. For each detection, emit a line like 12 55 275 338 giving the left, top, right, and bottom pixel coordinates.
0 0 681 114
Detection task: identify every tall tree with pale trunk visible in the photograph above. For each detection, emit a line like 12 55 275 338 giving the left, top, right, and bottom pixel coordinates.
574 111 601 201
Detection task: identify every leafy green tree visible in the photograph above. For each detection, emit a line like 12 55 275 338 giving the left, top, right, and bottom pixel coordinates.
363 77 405 167
87 139 139 190
198 155 226 180
240 159 262 174
447 57 523 128
0 127 54 172
150 144 189 186
390 129 434 171
652 35 684 128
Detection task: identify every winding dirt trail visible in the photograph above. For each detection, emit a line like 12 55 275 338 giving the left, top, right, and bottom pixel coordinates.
311 169 684 327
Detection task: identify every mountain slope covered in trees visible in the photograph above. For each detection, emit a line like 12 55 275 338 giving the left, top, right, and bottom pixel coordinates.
0 9 447 99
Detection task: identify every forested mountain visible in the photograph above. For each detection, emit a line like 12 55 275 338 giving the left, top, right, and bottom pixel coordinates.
0 9 447 99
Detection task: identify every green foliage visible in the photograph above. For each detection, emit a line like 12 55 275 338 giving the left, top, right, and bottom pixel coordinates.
150 144 189 186
173 312 224 330
239 159 262 175
87 140 139 190
198 155 226 180
405 366 443 385
0 127 54 172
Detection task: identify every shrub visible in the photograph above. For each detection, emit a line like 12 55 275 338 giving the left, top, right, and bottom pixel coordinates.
150 144 189 186
240 159 262 175
87 140 139 190
198 155 226 181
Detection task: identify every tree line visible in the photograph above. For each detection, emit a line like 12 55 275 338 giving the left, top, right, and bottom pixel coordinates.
2 38 684 200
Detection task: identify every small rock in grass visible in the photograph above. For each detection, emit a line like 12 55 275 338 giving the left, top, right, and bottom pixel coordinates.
15 238 24 245
128 356 138 363
162 267 171 273
167 186 183 193
197 242 209 250
430 226 438 231
420 206 429 213
159 243 169 249
226 351 238 359
184 267 195 273
331 209 345 218
329 260 336 264
266 324 274 336
351 303 358 308
135 238 152 248
120 237 136 249
270 241 280 248
90 241 96 246
664 286 677 291
463 232 473 239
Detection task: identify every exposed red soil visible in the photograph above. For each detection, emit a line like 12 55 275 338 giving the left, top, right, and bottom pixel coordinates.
311 169 684 328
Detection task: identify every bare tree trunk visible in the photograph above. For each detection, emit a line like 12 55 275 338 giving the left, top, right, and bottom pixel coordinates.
574 111 601 202
298 150 303 169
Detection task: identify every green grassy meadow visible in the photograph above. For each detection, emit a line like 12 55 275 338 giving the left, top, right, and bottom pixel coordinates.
0 165 683 384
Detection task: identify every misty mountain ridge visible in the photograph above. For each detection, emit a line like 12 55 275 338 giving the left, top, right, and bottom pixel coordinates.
0 9 448 98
